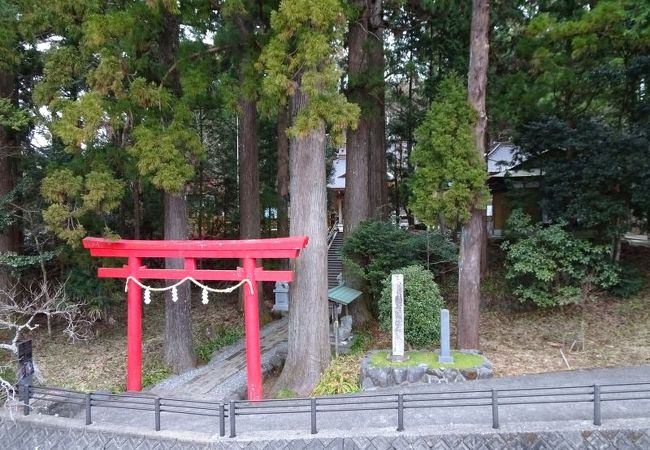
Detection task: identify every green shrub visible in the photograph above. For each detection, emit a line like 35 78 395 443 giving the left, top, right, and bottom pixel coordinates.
196 326 243 363
342 219 456 307
349 329 372 354
608 263 646 298
378 265 444 348
501 210 619 308
275 388 298 399
141 363 172 388
313 355 361 396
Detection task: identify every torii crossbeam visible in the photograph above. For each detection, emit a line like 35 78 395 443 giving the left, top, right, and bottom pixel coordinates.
82 236 309 401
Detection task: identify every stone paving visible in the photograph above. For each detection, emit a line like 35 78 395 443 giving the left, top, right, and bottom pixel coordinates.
150 318 289 400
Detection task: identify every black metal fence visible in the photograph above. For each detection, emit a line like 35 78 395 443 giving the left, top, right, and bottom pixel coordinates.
17 381 650 438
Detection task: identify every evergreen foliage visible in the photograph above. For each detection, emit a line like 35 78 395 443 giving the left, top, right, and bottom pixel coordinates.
409 75 488 227
501 210 619 308
491 0 650 130
258 0 359 141
342 219 456 308
517 117 650 242
378 265 445 348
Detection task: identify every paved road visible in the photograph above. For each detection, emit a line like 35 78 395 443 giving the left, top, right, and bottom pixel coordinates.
79 365 650 440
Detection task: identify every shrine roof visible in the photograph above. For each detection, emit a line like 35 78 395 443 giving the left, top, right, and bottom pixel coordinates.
327 284 362 305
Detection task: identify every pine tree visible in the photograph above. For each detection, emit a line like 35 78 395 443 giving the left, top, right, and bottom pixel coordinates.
458 0 490 350
35 0 210 372
260 0 359 394
0 0 22 300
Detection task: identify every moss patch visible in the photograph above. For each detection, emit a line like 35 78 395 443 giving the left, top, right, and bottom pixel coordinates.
370 351 484 369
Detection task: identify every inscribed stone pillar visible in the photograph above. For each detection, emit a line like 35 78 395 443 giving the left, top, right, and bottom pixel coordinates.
439 309 454 363
391 274 405 361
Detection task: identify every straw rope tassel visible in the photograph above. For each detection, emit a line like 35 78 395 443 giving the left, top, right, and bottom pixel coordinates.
124 276 254 305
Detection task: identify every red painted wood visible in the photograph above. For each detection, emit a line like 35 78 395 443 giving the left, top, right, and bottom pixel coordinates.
127 256 142 391
96 267 295 282
184 258 196 270
86 248 303 259
242 257 262 400
82 236 308 400
83 236 308 255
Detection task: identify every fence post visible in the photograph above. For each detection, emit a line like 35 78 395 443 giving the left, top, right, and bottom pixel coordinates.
154 397 161 431
219 403 225 437
397 394 404 432
85 393 92 425
19 384 29 416
310 398 317 434
593 384 601 426
491 389 499 429
229 400 236 438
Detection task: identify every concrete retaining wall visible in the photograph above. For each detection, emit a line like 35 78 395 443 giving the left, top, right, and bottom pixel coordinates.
3 412 650 449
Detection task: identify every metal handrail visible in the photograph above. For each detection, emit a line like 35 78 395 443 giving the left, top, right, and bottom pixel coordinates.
327 223 339 249
17 381 650 438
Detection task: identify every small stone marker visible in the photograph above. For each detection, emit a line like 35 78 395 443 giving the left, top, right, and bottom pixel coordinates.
391 274 406 362
439 309 454 364
272 281 289 312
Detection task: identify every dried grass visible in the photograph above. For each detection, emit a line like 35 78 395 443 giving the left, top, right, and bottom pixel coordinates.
29 291 243 392
24 248 650 390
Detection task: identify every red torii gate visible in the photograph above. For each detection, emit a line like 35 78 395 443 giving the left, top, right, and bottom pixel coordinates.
82 236 309 401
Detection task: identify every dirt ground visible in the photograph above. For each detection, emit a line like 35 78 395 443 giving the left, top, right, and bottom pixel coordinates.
29 291 245 392
24 246 650 392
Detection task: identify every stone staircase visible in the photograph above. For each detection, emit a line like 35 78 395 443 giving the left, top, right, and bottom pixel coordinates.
327 230 344 288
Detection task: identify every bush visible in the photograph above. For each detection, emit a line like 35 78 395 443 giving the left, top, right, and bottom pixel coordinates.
141 363 172 388
349 329 372 354
196 325 243 363
312 355 361 396
378 265 444 348
342 219 456 306
501 210 619 308
608 263 646 298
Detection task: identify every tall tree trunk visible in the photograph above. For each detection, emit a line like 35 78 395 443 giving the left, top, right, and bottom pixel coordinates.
458 208 483 349
275 86 330 395
0 70 19 301
344 0 370 236
367 0 387 220
276 106 290 239
132 180 141 239
480 209 488 276
238 97 260 240
160 8 194 372
458 0 490 350
343 0 372 324
163 192 194 372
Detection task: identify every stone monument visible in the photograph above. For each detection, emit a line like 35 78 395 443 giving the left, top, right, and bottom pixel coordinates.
391 273 406 361
438 309 454 363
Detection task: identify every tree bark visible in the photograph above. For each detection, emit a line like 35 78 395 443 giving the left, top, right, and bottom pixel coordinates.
343 0 373 324
367 0 388 220
480 209 488 276
276 106 290 239
238 97 260 240
132 180 141 239
163 192 195 372
0 69 20 302
458 207 483 349
458 0 490 350
274 86 330 395
344 0 371 237
159 8 194 372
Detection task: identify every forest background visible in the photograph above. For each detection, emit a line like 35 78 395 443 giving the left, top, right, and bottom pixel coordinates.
1 0 649 395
